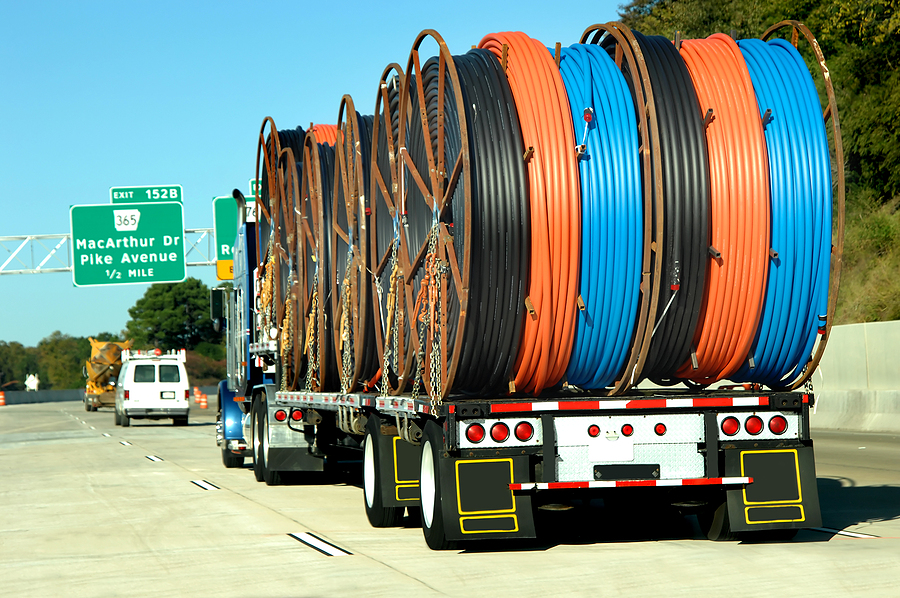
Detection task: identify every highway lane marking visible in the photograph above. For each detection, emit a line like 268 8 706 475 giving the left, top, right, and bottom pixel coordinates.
191 480 220 491
811 527 879 539
120 441 132 446
102 433 111 437
145 455 164 462
288 532 353 557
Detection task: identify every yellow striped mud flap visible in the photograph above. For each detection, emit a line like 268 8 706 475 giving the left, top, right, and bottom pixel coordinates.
441 455 536 541
724 444 821 532
376 432 421 507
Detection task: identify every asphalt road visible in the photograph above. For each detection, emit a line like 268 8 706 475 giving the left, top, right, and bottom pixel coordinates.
1 401 898 597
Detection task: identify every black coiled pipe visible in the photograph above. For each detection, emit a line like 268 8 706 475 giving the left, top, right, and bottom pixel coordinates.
452 49 528 395
621 32 710 381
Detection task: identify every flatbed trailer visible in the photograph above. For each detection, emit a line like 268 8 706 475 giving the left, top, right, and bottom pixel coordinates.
266 386 820 548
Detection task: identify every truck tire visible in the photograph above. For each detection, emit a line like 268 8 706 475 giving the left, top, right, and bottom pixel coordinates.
121 411 130 427
363 417 404 527
420 420 455 550
85 399 92 412
251 399 265 482
173 416 188 426
259 398 281 486
698 499 736 541
222 448 245 468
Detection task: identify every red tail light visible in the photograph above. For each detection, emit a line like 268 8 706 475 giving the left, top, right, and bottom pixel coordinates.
466 423 485 443
290 409 304 422
274 410 287 422
514 422 534 441
124 390 130 400
491 422 510 442
184 389 190 400
745 415 764 435
621 424 634 437
588 424 601 438
654 423 667 436
768 415 788 435
721 416 740 436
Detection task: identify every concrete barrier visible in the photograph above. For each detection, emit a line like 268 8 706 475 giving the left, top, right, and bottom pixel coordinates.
811 320 900 434
0 386 220 408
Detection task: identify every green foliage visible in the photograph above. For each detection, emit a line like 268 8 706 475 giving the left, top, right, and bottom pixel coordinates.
125 277 222 351
184 350 225 387
0 341 40 390
194 341 225 361
36 331 91 389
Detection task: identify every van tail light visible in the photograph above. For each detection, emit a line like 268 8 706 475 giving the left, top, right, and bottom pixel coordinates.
184 389 190 400
124 390 130 400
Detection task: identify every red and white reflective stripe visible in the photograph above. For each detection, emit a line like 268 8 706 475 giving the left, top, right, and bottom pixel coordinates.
509 477 752 490
490 397 770 414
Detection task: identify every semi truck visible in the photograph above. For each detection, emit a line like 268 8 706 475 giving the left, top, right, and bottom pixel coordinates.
212 20 841 549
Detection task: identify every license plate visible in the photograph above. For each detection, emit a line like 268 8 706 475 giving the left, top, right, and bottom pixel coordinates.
161 391 175 399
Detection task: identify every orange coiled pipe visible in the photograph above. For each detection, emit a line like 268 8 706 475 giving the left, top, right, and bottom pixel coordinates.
478 32 581 395
308 123 337 146
676 34 770 383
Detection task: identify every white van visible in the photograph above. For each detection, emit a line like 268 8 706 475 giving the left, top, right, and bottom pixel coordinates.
114 349 191 426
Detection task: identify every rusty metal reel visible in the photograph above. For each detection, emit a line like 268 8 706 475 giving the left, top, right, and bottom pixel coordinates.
255 117 285 344
331 95 378 393
761 20 845 392
369 63 412 396
580 22 664 395
397 30 472 404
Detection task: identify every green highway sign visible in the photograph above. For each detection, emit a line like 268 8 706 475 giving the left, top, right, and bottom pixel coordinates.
110 184 183 204
249 179 260 196
70 202 186 287
212 195 238 280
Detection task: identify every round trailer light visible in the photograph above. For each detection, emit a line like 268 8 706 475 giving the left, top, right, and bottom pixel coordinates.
466 423 485 444
514 422 534 441
588 424 601 438
721 416 740 436
768 415 788 435
290 409 304 422
745 415 764 435
654 423 667 436
274 410 287 422
621 424 634 437
491 422 510 442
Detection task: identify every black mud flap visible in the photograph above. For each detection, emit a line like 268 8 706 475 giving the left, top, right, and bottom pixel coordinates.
440 455 535 541
376 430 421 508
724 444 821 532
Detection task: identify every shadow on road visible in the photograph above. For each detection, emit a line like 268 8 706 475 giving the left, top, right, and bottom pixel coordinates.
817 476 900 531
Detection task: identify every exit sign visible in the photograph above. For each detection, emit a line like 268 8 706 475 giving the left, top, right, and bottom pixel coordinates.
70 202 186 287
110 184 183 204
212 195 237 280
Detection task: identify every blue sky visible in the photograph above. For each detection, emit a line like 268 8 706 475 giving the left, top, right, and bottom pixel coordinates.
0 0 621 347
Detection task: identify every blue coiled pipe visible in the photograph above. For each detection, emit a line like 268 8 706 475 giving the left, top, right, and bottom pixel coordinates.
555 44 642 389
733 38 831 385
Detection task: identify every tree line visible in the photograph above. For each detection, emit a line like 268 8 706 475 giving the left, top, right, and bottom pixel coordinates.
0 277 224 390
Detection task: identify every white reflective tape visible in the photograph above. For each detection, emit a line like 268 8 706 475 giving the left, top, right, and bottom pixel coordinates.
288 532 352 556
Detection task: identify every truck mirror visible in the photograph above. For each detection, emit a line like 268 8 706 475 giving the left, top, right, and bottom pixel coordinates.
210 288 226 319
213 318 222 333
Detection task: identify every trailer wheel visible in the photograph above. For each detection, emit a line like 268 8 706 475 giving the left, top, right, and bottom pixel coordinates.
420 421 455 550
259 396 281 486
698 499 736 541
222 449 245 469
363 418 404 527
251 399 265 482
